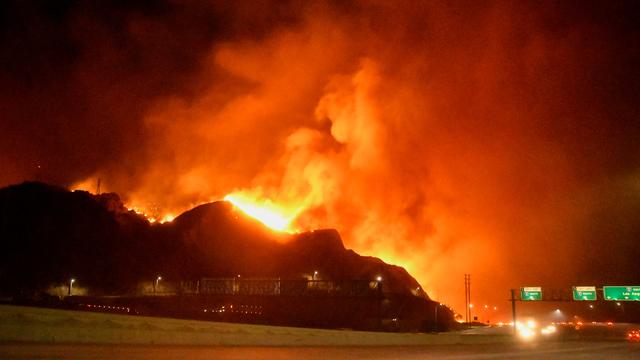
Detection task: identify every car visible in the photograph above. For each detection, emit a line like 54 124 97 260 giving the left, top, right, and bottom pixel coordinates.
628 330 640 341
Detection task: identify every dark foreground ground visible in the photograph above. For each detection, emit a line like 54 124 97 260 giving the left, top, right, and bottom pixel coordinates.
1 341 639 360
2 305 640 359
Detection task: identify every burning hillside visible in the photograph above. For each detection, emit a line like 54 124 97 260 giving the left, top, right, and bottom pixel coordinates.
0 182 424 298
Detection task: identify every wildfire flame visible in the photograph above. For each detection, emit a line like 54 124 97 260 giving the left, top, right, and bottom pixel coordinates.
71 179 303 230
69 180 177 224
160 213 175 223
128 207 175 224
224 192 302 233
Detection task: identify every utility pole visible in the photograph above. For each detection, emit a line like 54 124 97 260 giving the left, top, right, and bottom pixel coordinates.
464 274 467 323
468 275 471 322
464 274 471 322
464 274 471 323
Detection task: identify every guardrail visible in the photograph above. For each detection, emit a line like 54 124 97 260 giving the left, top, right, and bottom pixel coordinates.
180 278 383 297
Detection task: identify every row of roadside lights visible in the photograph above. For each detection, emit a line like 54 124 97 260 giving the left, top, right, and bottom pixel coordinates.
68 273 388 295
67 275 164 296
468 304 499 310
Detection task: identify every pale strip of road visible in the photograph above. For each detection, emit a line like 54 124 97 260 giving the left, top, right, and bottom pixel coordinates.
0 342 638 360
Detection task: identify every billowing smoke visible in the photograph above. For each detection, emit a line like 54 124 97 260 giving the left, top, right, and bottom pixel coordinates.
1 1 639 314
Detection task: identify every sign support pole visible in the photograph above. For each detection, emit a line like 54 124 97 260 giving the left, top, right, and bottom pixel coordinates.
510 289 517 335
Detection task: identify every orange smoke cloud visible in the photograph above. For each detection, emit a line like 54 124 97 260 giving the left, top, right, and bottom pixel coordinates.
6 1 640 317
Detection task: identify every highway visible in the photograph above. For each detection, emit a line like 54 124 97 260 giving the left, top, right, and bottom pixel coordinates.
1 341 639 360
1 305 639 359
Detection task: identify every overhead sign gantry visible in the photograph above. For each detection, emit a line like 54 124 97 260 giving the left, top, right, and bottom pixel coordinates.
603 286 640 301
572 286 597 301
520 287 542 301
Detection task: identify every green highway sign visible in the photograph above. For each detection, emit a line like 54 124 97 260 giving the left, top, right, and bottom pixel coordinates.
572 286 597 301
520 287 542 301
603 286 640 301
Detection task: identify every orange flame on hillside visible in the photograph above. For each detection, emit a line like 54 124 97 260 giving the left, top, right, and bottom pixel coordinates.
224 192 302 233
70 179 300 230
70 180 177 224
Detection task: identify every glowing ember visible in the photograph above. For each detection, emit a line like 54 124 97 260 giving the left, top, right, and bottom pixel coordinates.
160 214 175 223
69 180 176 224
132 209 176 224
129 206 158 223
224 192 301 233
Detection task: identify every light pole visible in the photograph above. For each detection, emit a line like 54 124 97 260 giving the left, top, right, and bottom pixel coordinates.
313 271 318 280
483 304 488 323
155 276 162 294
68 278 75 296
376 276 383 330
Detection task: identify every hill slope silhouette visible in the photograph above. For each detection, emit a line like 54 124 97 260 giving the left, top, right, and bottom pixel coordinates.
0 182 426 298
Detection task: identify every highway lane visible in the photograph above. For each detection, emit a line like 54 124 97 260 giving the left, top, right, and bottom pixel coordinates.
1 341 639 360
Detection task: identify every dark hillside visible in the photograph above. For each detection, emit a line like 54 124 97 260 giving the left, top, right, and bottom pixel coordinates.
0 182 426 299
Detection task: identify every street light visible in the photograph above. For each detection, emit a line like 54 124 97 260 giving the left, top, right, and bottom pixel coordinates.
68 278 75 296
554 309 564 321
376 276 382 282
155 276 162 294
313 271 318 280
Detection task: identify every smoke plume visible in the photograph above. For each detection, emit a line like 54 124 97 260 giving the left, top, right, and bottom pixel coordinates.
1 1 639 314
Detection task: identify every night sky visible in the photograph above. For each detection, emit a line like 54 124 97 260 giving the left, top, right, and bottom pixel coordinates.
1 1 639 313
